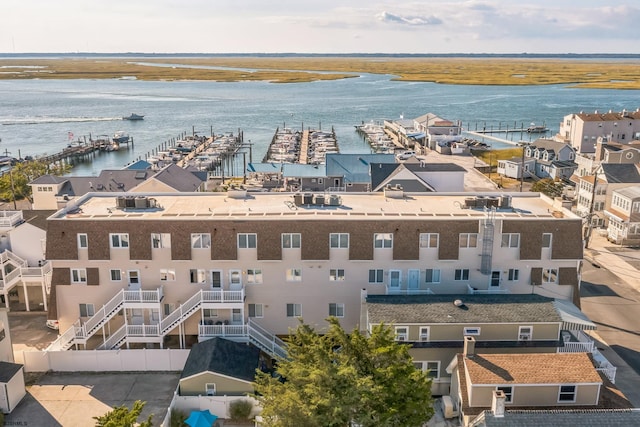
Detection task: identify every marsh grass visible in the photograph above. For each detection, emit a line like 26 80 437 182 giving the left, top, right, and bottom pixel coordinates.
1 57 639 89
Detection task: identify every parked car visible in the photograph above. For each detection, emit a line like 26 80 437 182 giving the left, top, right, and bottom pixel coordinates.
396 150 416 160
46 319 59 330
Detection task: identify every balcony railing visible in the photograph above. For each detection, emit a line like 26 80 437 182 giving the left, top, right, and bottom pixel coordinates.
199 324 247 338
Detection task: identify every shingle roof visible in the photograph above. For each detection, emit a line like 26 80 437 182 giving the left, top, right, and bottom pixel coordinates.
614 185 640 199
124 160 152 170
181 337 261 382
150 163 204 192
282 163 326 178
405 162 467 173
370 163 400 189
0 361 23 383
530 139 571 153
22 210 57 231
29 175 67 185
600 164 640 184
366 294 562 324
464 352 602 385
480 410 640 427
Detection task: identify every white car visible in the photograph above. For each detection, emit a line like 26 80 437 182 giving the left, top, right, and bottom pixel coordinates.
46 319 59 331
396 151 416 160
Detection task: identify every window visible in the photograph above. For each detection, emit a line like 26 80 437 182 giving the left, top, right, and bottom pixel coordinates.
395 326 408 341
203 308 218 319
329 269 345 281
191 233 211 249
419 327 430 342
425 361 440 379
286 268 302 282
558 385 576 402
425 269 441 283
247 269 263 284
163 303 175 316
286 303 302 317
210 270 222 288
79 303 95 317
464 327 481 336
249 303 264 318
330 233 349 248
501 233 520 248
419 233 439 248
542 233 552 248
238 233 257 249
374 233 393 248
508 269 519 281
518 326 532 341
282 233 301 249
190 269 206 284
151 233 171 249
77 233 88 249
160 269 176 281
205 383 216 396
110 233 129 248
71 269 87 283
542 268 558 283
497 386 513 403
454 269 470 281
368 269 384 283
110 269 122 281
329 303 345 318
459 233 478 248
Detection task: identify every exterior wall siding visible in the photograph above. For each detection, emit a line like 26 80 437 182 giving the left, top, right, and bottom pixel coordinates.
179 373 253 396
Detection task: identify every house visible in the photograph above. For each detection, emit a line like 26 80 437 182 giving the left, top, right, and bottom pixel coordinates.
179 338 262 397
447 344 623 426
44 191 583 354
0 211 52 312
471 409 640 427
556 109 640 154
604 186 640 245
498 139 577 181
363 293 607 396
370 162 466 192
413 113 463 150
29 163 206 210
324 153 396 191
575 163 640 228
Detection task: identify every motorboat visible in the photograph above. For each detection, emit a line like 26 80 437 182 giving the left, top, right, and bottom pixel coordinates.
123 113 144 121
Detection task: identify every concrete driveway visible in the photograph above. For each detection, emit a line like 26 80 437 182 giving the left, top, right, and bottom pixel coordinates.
5 372 180 427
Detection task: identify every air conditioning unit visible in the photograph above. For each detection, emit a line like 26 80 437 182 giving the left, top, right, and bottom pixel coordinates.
396 335 407 342
419 334 429 341
442 396 459 419
519 334 532 341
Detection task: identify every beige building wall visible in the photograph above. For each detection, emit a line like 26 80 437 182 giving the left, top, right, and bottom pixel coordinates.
180 372 253 396
469 383 600 407
398 323 560 342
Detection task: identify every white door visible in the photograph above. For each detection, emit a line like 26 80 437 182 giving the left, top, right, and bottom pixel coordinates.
389 270 401 290
408 269 420 290
229 270 242 290
128 270 141 290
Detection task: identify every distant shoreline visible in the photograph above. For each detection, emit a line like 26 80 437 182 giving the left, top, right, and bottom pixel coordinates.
1 56 639 88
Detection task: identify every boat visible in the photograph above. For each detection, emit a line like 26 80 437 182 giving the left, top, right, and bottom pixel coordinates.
123 113 144 121
113 131 130 144
527 123 548 133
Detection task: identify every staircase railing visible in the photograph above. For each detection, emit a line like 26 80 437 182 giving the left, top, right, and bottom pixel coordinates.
247 319 287 359
97 325 128 350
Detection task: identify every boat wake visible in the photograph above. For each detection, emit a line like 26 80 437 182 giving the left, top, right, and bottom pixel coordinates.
1 116 123 125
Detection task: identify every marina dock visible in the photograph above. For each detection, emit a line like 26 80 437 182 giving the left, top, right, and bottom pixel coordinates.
263 126 338 165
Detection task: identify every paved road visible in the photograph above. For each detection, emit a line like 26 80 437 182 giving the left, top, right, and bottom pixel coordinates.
580 261 640 405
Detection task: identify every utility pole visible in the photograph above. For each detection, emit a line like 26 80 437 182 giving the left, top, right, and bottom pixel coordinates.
584 168 599 249
520 143 526 192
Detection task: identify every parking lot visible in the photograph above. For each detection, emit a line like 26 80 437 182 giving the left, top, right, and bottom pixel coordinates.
7 313 180 426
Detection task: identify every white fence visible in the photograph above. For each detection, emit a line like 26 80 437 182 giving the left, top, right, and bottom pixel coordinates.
164 393 261 427
20 349 190 373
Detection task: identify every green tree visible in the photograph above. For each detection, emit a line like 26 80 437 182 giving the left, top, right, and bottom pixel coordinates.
0 160 71 203
93 400 152 427
254 318 433 427
530 178 564 198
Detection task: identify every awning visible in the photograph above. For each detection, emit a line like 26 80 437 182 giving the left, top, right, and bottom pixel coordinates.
553 299 597 331
407 132 426 139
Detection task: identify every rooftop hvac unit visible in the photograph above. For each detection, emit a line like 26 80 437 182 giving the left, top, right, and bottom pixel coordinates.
487 196 500 208
293 193 303 206
464 198 477 208
327 195 341 206
475 196 487 208
134 196 149 209
500 195 512 209
116 196 126 208
124 196 136 208
303 193 313 205
442 396 459 419
314 194 325 205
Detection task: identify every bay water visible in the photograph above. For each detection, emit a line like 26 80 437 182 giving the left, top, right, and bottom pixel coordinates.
0 72 638 176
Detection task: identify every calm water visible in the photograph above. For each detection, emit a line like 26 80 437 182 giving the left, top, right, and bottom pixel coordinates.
0 73 638 176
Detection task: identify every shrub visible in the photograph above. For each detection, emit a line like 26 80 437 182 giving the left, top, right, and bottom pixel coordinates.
170 409 187 427
229 399 253 421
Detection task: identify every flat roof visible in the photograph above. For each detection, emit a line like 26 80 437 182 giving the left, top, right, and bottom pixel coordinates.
51 192 578 221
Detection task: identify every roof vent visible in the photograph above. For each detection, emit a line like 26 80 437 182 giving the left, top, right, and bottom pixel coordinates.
454 299 464 307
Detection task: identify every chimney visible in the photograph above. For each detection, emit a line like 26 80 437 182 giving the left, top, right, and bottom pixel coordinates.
492 390 506 417
463 335 476 358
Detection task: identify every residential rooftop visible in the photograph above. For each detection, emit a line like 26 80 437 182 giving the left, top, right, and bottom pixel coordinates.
50 191 577 221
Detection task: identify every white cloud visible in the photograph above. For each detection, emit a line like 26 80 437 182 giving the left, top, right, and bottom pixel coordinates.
376 11 443 26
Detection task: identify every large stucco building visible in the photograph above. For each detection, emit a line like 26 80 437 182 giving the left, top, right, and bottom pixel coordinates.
45 190 583 354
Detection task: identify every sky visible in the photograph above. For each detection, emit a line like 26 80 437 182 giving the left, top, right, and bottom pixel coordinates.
2 0 639 54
